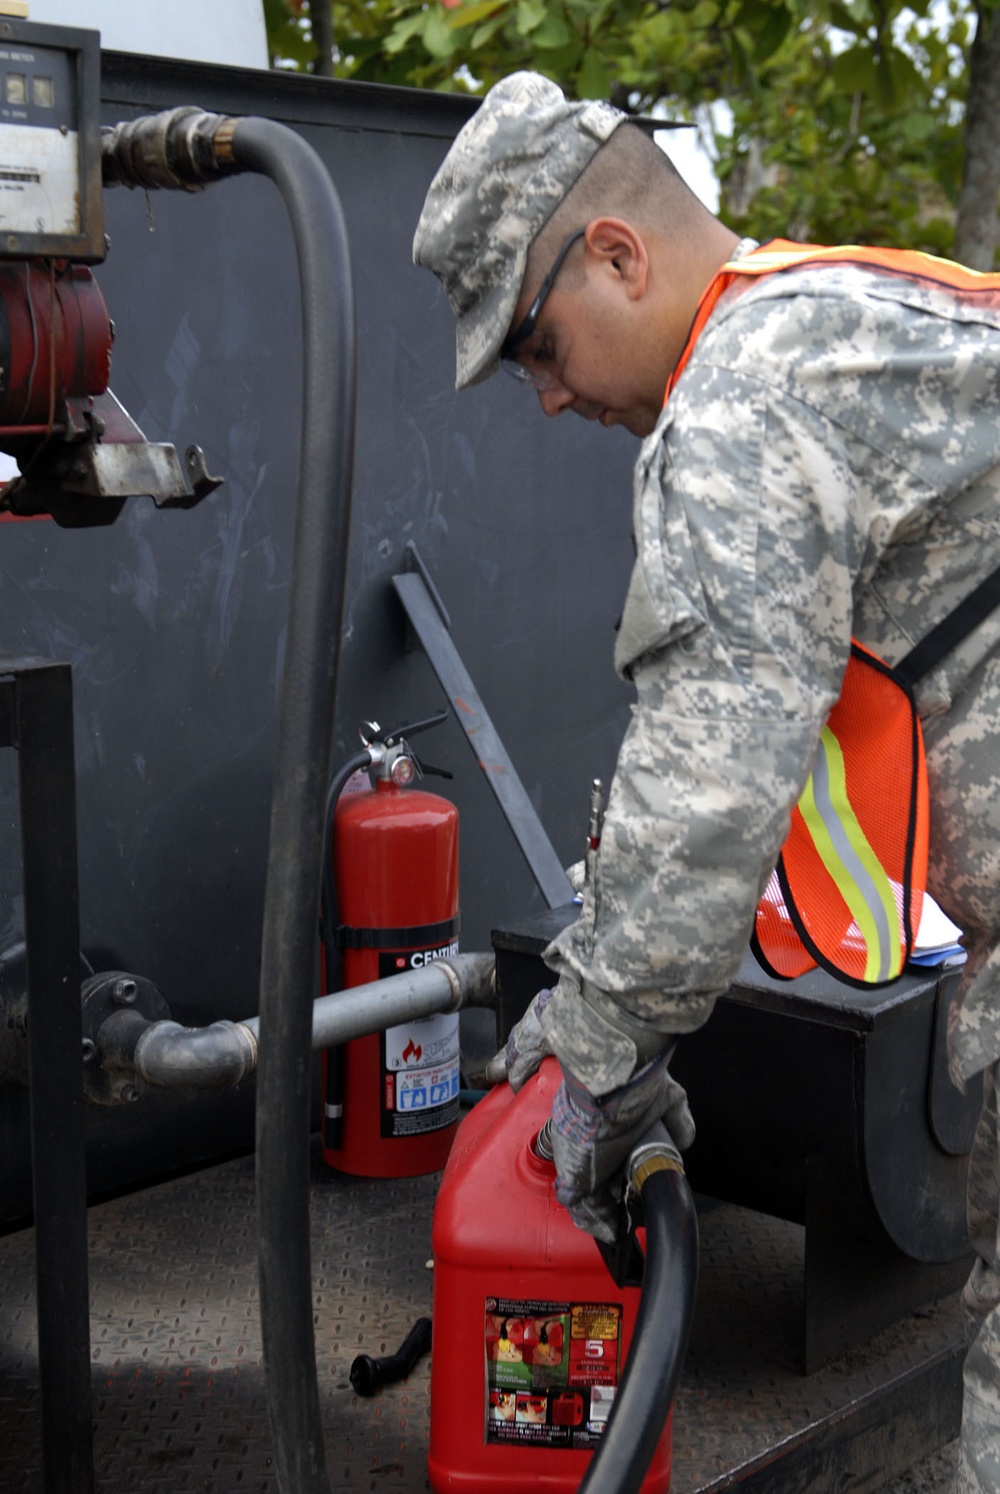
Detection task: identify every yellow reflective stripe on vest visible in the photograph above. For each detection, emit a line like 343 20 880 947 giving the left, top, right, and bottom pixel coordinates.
798 725 902 983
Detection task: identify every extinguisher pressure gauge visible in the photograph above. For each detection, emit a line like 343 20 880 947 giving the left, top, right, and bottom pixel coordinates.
388 752 416 788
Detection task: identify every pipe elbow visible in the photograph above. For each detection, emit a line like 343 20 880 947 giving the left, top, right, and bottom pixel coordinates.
135 1019 258 1089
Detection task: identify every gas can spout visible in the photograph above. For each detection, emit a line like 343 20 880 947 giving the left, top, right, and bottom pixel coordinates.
349 1317 432 1398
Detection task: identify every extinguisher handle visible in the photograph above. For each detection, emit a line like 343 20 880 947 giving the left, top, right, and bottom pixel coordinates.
382 707 453 779
383 708 449 745
412 754 454 781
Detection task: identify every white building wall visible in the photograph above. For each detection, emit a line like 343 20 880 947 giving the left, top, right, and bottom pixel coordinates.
18 0 269 69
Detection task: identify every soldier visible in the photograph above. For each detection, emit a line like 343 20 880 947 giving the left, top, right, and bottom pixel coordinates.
413 72 1000 1492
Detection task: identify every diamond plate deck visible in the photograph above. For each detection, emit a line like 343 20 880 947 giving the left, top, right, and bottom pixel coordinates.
0 1144 966 1494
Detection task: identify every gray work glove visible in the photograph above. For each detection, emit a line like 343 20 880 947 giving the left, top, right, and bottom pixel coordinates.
483 987 557 1092
485 983 694 1244
550 1058 694 1243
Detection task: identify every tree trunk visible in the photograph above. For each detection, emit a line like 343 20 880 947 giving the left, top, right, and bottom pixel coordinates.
311 1 335 77
954 2 1000 269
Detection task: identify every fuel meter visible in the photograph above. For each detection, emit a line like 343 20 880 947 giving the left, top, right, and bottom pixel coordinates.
0 17 103 261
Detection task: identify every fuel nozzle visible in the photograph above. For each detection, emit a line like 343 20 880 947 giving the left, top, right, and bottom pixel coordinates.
576 778 605 903
587 778 606 852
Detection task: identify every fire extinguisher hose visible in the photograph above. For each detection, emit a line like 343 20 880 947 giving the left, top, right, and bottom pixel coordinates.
579 1126 699 1494
320 748 375 948
319 748 374 1150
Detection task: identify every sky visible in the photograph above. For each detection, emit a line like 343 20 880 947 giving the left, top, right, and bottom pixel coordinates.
657 124 722 212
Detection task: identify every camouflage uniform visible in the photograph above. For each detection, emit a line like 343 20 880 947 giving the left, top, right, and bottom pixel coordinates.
543 257 1000 1067
414 73 1000 1488
960 1066 1000 1493
535 252 1000 1487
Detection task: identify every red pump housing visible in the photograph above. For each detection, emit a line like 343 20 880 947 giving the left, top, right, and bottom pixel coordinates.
322 771 461 1178
0 262 112 432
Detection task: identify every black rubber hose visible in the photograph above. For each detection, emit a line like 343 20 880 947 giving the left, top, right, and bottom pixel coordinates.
579 1166 699 1494
350 1317 433 1397
229 117 356 1494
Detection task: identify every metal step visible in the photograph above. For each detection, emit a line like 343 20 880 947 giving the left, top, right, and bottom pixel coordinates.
0 1143 965 1493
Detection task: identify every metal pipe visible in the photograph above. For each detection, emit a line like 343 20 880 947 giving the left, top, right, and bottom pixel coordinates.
135 1017 258 1088
131 954 496 1089
247 952 495 1048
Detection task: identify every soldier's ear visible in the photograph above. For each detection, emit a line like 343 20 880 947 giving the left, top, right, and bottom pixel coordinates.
584 218 648 300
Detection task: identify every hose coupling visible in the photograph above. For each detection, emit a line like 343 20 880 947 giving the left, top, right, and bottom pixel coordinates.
101 107 239 192
628 1133 685 1197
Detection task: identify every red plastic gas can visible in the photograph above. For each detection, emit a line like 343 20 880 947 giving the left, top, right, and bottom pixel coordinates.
322 776 461 1178
429 1057 672 1493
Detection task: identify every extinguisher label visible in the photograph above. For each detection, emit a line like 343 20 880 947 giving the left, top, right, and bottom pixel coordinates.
483 1297 622 1449
377 947 461 1138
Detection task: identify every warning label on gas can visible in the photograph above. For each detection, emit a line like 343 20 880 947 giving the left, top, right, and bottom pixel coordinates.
377 946 460 1138
483 1296 622 1449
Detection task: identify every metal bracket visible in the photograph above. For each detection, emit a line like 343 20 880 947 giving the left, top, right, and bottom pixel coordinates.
0 390 224 526
392 548 573 911
81 970 171 1105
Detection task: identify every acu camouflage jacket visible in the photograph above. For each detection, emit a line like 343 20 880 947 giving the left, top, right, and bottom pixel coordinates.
544 243 1000 1091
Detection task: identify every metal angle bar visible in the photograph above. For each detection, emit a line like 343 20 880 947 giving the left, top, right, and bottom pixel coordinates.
392 568 573 911
12 661 94 1494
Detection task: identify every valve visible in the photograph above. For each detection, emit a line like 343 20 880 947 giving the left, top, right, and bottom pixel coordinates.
357 710 453 788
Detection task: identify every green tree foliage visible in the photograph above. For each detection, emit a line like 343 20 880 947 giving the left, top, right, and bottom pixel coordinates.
720 3 969 255
265 0 995 264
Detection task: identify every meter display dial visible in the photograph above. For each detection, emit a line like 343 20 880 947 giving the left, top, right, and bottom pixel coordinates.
0 41 78 236
0 21 102 262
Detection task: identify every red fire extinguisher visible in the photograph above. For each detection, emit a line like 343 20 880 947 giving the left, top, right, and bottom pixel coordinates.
321 713 461 1178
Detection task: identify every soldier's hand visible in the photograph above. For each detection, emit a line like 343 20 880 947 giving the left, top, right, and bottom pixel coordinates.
483 987 554 1091
549 1057 694 1244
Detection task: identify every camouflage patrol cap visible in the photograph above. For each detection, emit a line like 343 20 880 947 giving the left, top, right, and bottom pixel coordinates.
413 71 624 390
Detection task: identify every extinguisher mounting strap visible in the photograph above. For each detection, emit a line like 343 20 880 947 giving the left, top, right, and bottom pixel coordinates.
334 914 460 951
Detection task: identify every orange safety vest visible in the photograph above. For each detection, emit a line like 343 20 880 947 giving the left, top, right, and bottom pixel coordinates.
664 241 1000 987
